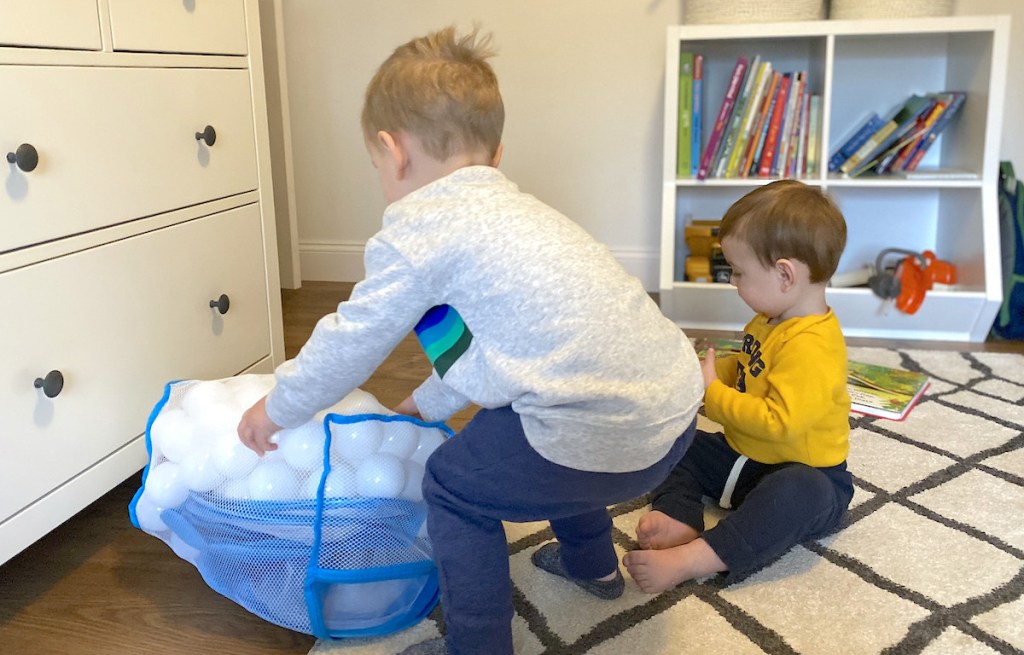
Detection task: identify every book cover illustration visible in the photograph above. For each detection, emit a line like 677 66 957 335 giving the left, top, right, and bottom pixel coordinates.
847 360 930 421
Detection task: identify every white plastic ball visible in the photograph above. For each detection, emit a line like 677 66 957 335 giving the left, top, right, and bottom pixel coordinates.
278 421 327 471
149 408 198 463
134 494 170 533
355 453 405 498
211 436 260 479
331 388 386 416
247 461 299 501
144 461 189 508
169 532 201 565
377 421 420 460
301 461 357 499
399 462 425 502
194 403 240 443
179 450 223 492
330 420 383 463
182 380 232 418
228 374 275 411
409 429 446 466
323 579 406 620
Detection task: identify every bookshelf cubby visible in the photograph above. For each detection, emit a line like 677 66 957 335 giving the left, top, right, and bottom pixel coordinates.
659 16 1009 342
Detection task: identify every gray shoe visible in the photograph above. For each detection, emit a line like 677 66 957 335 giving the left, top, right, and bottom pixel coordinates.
398 637 448 655
531 542 625 600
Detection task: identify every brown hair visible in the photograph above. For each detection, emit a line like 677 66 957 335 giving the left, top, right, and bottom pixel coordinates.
719 180 847 283
361 26 504 161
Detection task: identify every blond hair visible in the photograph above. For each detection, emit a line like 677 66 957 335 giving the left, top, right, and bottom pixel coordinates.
361 26 504 161
719 180 847 283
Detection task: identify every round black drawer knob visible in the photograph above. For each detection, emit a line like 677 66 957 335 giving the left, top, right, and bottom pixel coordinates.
34 370 64 398
195 125 217 146
6 143 39 172
210 294 230 315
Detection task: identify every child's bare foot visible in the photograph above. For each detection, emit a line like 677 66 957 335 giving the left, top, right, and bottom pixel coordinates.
623 538 727 593
635 510 699 550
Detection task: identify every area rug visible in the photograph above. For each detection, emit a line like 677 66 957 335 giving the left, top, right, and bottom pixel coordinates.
310 347 1024 655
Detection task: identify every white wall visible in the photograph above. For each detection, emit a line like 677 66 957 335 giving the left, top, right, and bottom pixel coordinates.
277 0 1023 290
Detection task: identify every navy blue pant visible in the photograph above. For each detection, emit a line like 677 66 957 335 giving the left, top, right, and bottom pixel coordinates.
650 430 853 581
422 406 696 655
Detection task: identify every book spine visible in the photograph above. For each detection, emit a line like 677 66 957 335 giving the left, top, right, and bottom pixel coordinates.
778 71 805 177
839 121 897 176
676 51 695 177
690 55 703 177
795 91 811 177
697 56 748 180
876 98 941 175
890 96 947 172
714 55 761 178
726 61 771 178
757 72 790 177
742 70 779 177
828 113 883 173
806 94 821 175
904 91 966 172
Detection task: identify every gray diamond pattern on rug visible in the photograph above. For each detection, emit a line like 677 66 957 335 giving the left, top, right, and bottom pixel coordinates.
311 348 1024 655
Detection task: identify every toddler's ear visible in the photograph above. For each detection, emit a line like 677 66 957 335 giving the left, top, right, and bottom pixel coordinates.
776 258 797 290
491 143 504 167
377 130 409 176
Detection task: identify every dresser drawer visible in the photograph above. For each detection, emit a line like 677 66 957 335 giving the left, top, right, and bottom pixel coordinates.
0 203 270 523
0 0 101 50
108 0 247 55
1 66 257 254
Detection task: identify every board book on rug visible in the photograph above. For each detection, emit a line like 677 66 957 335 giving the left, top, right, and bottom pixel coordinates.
691 337 930 421
846 360 930 421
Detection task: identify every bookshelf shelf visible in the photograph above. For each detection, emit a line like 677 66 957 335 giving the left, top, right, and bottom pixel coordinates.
659 16 1009 342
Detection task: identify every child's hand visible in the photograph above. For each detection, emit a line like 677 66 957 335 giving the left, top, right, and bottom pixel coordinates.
237 395 284 456
393 394 422 419
701 347 719 389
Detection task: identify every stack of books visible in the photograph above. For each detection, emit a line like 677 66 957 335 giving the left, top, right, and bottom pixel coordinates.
828 91 967 177
678 53 823 180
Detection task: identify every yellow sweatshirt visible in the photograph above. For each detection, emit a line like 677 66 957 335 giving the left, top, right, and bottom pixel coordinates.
704 310 850 467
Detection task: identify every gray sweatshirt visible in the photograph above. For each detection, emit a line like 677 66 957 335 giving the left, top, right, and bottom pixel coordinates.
266 166 703 472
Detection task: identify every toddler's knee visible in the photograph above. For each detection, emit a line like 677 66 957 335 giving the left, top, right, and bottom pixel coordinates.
770 463 833 497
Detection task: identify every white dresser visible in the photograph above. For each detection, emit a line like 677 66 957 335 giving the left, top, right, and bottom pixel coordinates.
0 0 285 565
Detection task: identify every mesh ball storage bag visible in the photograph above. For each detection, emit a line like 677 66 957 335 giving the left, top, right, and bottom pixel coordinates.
128 375 452 638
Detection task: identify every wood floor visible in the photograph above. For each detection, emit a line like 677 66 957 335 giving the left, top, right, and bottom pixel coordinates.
1 280 1021 655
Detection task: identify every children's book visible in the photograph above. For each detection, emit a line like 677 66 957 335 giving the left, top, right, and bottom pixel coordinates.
677 51 695 177
903 91 967 172
697 56 748 180
841 94 932 177
757 72 791 177
714 55 763 178
691 54 704 177
847 360 930 421
828 112 884 173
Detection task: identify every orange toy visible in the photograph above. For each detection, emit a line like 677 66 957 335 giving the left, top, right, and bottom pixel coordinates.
868 248 957 314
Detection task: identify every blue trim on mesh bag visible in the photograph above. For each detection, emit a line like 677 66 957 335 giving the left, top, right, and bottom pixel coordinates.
303 412 452 639
128 380 180 530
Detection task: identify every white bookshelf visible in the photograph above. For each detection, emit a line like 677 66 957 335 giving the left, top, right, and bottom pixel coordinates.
659 16 1010 342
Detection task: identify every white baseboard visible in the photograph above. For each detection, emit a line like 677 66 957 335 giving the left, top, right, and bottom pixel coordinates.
299 241 660 291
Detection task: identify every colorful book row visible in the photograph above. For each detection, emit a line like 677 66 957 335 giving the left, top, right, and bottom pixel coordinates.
828 91 966 177
677 53 822 181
